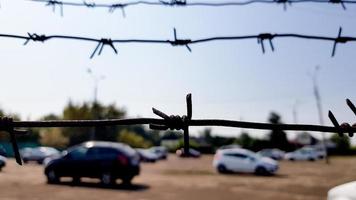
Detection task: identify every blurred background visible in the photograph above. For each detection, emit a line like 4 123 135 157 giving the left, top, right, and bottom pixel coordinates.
0 0 355 199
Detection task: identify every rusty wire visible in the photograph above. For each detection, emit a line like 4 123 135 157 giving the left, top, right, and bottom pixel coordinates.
0 94 355 165
28 0 356 17
0 27 355 58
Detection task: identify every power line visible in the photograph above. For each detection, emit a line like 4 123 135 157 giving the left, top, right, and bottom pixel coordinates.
1 27 355 58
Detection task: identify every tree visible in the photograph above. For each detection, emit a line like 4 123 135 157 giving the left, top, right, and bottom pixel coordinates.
267 112 292 151
61 101 126 145
117 129 152 148
236 132 254 149
330 133 350 154
39 128 69 149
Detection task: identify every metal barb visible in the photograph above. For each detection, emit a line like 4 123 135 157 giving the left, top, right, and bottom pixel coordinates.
83 1 96 8
149 93 192 131
170 28 192 52
0 117 23 165
108 4 126 17
149 94 192 156
331 27 343 57
329 0 347 10
24 33 48 45
90 39 118 59
160 0 187 6
258 33 274 53
328 111 344 137
346 99 356 116
46 0 64 16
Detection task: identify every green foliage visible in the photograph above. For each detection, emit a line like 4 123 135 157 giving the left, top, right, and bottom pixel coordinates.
330 133 351 154
39 128 69 149
267 112 292 151
117 129 152 148
176 139 200 150
200 128 235 148
235 132 254 149
61 101 126 145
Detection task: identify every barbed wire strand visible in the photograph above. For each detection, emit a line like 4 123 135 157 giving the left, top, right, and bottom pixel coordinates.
1 94 355 165
28 0 356 16
0 27 355 58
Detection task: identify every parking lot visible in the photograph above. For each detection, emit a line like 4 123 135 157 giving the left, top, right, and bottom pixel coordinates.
0 155 355 200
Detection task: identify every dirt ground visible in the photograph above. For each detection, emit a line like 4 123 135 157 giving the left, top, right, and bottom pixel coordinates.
0 155 355 200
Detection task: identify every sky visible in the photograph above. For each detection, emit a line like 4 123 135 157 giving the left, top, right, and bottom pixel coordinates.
0 0 356 143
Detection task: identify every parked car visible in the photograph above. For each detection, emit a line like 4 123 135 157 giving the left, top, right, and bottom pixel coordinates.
21 147 60 164
176 148 201 158
218 144 241 150
213 148 278 175
327 181 356 200
284 147 318 161
149 146 168 159
0 155 6 171
44 141 140 185
136 148 159 162
0 145 7 157
258 148 285 160
306 145 326 159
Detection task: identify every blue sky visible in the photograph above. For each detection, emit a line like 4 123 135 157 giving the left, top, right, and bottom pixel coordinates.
0 0 356 142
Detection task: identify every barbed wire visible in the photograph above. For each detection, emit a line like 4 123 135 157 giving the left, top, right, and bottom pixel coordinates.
28 0 356 17
1 27 355 58
0 93 355 165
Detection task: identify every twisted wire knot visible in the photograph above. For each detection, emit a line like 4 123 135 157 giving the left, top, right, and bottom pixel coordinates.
83 1 96 8
257 33 275 53
90 38 118 59
166 114 189 130
27 33 48 42
150 93 192 131
160 0 187 6
169 28 192 52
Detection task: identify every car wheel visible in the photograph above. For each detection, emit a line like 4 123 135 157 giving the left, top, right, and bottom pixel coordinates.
72 177 80 184
46 169 59 184
101 172 114 186
217 164 227 174
122 176 133 186
308 158 315 162
289 158 295 161
255 166 268 175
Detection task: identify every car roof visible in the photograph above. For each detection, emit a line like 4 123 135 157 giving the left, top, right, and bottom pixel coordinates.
219 148 255 155
80 141 136 156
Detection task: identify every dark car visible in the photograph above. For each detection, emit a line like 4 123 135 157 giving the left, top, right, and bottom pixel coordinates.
44 141 140 185
0 145 7 157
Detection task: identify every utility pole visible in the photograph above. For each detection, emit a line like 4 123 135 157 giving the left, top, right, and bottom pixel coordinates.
87 68 105 140
293 100 300 124
311 65 329 164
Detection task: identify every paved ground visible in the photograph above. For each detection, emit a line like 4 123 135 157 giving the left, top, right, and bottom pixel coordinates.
0 155 355 200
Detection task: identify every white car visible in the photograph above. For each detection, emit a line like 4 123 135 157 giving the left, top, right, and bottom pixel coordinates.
327 181 356 200
284 147 318 161
213 148 278 175
258 148 285 160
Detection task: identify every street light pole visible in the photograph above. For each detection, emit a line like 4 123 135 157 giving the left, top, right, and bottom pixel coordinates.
87 68 105 140
311 66 329 164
